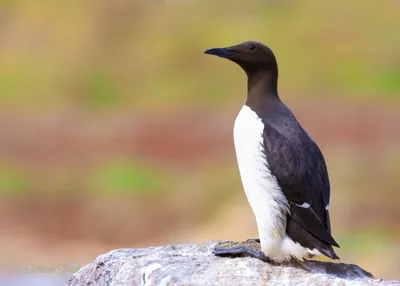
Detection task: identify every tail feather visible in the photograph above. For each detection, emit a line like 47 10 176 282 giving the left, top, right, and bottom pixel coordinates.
286 215 339 260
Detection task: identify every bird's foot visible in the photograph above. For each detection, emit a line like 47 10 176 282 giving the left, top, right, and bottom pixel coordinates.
213 239 270 263
213 245 270 262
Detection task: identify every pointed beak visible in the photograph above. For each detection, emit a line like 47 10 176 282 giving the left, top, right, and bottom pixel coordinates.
204 47 239 58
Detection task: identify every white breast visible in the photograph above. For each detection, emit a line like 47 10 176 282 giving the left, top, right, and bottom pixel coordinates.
234 105 306 261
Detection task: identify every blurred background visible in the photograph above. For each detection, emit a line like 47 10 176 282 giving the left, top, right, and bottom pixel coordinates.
0 0 399 285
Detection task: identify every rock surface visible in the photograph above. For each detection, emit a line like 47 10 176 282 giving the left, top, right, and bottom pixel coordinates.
66 240 399 286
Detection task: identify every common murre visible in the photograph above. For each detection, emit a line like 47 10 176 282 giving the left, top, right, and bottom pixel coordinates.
205 41 340 263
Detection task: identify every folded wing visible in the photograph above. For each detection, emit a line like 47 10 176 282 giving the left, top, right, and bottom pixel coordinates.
262 122 340 252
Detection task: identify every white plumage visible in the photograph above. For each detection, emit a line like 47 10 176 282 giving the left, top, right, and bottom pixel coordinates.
233 105 320 261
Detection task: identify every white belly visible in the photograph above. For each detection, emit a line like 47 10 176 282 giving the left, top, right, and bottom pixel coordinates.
233 105 311 261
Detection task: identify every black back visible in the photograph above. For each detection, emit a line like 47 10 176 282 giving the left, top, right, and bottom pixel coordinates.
249 96 339 258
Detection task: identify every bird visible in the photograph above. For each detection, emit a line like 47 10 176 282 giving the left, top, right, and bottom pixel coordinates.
204 41 340 263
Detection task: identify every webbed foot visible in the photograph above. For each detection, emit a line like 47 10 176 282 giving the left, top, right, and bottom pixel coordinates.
213 245 270 263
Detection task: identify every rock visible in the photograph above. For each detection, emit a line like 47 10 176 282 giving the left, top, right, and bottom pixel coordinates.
66 240 399 286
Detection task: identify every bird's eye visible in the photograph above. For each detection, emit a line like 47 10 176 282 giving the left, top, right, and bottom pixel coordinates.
248 44 257 51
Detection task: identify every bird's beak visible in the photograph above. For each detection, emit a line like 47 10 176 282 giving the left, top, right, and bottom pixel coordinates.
204 47 239 58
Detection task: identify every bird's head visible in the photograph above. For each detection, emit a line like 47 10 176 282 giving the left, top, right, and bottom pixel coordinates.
204 41 278 75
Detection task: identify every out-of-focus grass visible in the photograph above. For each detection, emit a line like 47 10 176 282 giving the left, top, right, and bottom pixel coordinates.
338 228 396 255
85 71 120 108
87 159 167 197
0 1 399 111
0 159 175 197
0 163 33 195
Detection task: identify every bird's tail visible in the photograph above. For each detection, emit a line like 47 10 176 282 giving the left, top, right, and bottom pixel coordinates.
286 216 340 260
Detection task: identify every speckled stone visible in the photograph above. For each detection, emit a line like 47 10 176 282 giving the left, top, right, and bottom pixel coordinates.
66 240 400 286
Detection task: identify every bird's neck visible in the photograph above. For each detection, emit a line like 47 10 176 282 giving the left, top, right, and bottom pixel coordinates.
245 69 279 108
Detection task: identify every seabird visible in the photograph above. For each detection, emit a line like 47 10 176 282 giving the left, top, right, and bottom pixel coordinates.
205 41 339 262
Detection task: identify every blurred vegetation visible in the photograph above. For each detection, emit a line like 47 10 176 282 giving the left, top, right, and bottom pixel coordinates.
0 0 399 282
87 159 167 196
0 0 399 111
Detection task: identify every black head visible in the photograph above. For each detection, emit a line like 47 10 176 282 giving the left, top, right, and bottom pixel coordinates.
204 41 278 75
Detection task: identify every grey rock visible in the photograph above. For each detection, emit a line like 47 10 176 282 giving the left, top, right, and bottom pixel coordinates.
66 240 400 286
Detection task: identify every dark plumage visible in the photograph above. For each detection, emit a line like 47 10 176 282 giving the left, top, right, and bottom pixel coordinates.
260 98 339 259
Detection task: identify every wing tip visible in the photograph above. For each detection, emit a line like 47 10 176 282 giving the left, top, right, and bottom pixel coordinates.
319 246 340 260
331 240 340 248
290 204 340 248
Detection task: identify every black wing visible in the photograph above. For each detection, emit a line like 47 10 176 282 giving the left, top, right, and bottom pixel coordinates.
262 122 339 248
